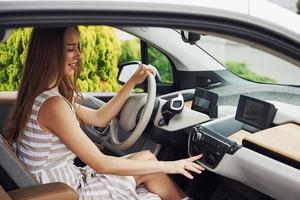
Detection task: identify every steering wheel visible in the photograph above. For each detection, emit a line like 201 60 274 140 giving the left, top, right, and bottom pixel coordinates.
110 73 156 150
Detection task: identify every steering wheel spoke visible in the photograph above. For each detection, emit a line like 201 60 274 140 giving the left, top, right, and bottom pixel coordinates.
110 74 156 150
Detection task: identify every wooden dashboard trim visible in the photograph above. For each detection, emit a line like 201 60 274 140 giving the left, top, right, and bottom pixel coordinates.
229 123 300 162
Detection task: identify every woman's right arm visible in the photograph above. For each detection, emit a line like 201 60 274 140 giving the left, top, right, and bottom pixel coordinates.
38 96 205 179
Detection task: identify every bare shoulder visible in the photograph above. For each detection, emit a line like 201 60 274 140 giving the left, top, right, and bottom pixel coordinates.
38 96 74 131
40 96 72 114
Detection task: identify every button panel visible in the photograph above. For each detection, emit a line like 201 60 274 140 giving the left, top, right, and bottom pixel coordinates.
186 124 239 169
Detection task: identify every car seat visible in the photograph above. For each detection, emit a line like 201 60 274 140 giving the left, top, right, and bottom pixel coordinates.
0 134 78 200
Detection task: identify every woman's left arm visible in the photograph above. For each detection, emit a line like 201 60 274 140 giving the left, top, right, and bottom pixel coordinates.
75 64 155 127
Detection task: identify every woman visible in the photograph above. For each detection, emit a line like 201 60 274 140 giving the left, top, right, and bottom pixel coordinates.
5 26 204 200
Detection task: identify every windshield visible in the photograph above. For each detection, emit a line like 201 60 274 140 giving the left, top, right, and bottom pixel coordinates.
195 35 300 86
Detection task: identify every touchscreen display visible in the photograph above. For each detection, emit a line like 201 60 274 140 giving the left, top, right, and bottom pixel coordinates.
242 99 265 126
235 95 277 129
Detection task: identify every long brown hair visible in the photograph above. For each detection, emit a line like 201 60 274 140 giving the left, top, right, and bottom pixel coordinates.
4 27 82 143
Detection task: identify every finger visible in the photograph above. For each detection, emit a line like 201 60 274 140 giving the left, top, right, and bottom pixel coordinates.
139 64 146 72
148 68 156 75
191 162 205 171
143 65 150 71
142 64 155 74
185 163 202 174
144 66 152 73
147 71 154 77
185 164 202 174
146 68 153 74
182 170 194 179
150 67 157 76
142 69 149 76
187 154 202 161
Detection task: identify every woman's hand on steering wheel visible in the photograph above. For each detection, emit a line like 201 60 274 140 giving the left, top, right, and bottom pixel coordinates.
128 64 156 85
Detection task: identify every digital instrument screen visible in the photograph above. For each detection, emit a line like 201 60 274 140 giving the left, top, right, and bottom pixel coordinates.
173 100 182 109
235 95 277 129
191 87 218 118
193 97 211 113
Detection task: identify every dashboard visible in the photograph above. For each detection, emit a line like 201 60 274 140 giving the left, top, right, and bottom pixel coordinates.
80 84 300 200
154 87 300 200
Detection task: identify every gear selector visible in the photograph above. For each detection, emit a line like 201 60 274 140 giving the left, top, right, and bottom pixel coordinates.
159 93 184 126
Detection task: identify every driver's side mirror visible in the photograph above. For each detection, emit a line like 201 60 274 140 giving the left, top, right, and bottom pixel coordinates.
117 61 140 85
117 61 161 88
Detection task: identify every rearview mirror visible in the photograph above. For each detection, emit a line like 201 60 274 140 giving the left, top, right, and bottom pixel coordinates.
181 30 200 45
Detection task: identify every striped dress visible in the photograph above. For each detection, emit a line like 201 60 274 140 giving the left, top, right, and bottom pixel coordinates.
17 90 161 200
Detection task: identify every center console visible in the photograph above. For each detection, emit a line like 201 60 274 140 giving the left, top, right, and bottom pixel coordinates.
186 94 281 169
186 124 239 168
185 93 300 200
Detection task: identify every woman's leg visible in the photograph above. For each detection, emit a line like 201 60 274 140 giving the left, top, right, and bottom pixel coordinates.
128 150 184 200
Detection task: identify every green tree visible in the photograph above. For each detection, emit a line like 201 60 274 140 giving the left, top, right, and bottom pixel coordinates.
119 39 173 83
0 28 31 91
118 39 141 64
148 46 173 83
78 26 121 92
297 0 300 14
225 61 276 83
0 26 122 92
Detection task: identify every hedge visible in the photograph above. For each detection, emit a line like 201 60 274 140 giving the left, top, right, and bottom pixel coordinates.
0 26 122 92
226 61 277 83
0 28 31 91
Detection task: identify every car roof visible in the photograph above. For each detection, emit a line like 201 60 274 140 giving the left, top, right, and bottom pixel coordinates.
1 0 300 38
1 0 300 68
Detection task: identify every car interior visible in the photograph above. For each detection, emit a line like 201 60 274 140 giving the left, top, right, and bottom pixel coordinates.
1 16 300 200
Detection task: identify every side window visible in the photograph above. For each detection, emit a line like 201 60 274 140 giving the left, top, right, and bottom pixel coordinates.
0 27 174 93
117 29 174 84
118 31 141 64
148 45 174 84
